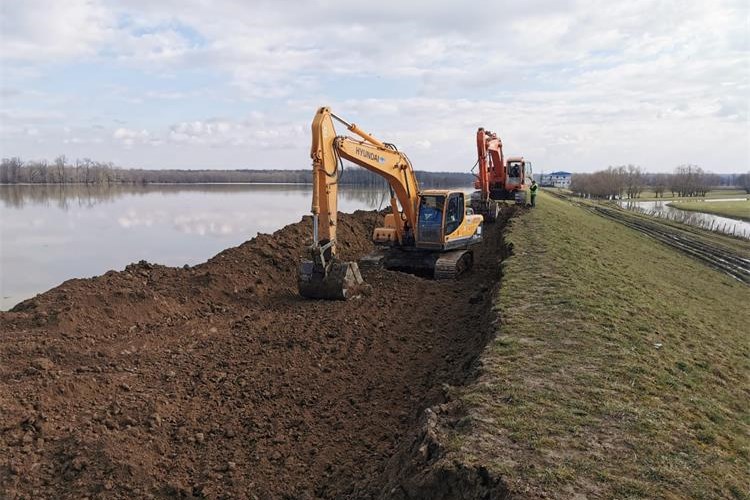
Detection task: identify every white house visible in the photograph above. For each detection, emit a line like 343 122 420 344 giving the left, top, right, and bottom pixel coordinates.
539 171 572 188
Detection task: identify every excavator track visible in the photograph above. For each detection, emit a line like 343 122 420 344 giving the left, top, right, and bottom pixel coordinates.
434 249 473 280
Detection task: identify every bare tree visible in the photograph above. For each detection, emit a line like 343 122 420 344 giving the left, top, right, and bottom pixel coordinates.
570 166 627 199
738 172 750 194
668 164 720 197
54 155 67 184
0 157 23 183
625 164 644 199
0 155 475 187
650 173 669 197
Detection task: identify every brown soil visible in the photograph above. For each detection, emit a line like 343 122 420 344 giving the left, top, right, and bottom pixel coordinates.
0 209 513 499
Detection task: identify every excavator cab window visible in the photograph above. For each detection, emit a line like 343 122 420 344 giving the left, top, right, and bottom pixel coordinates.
419 195 444 223
509 162 522 180
418 195 445 244
445 193 464 235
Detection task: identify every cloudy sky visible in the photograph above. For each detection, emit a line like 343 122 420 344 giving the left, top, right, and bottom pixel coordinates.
1 0 748 173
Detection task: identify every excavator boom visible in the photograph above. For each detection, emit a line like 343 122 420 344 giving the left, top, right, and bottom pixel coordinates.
472 128 505 221
310 108 420 249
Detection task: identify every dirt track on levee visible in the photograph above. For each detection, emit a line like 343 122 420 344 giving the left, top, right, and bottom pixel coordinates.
588 205 750 284
546 190 750 284
0 209 514 499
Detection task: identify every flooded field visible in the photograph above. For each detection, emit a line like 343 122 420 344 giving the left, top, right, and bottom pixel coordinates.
617 199 750 239
0 183 402 309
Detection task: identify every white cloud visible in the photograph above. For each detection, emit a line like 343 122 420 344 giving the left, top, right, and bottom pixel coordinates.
113 127 150 147
1 0 748 172
115 27 198 67
167 116 305 148
0 0 114 61
144 90 196 100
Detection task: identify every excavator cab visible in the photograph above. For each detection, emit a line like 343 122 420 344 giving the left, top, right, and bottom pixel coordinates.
415 190 483 250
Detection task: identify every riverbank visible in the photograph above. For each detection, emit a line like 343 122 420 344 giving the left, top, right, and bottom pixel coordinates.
668 199 750 223
437 192 750 498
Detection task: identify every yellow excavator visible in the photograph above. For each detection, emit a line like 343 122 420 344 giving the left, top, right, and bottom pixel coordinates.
298 107 484 300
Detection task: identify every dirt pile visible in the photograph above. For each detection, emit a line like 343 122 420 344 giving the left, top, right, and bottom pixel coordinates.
0 209 512 499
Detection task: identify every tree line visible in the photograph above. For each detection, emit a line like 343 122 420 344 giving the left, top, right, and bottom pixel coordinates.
569 164 749 199
0 156 474 188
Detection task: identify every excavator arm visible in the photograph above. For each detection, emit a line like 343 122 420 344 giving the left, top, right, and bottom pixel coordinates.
310 107 420 252
301 107 421 299
472 128 505 221
475 127 504 201
487 134 505 189
476 128 490 201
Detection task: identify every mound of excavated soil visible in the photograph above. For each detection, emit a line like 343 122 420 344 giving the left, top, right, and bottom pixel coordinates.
0 209 511 499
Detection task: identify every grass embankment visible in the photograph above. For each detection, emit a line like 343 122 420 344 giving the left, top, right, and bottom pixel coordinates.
668 199 750 223
452 192 750 498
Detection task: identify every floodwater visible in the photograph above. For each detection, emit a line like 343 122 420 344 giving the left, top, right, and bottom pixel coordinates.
0 183 424 310
617 199 750 239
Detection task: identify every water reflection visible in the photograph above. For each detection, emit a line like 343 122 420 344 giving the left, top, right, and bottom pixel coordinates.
0 183 466 310
0 183 393 211
617 200 750 239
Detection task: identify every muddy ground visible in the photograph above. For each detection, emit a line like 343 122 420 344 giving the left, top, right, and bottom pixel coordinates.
0 209 513 499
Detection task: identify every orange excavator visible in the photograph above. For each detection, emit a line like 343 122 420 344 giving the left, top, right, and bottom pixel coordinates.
298 107 484 300
470 127 532 221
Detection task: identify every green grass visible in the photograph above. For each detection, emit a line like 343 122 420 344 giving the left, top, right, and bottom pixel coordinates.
628 188 748 202
668 199 750 223
451 192 750 498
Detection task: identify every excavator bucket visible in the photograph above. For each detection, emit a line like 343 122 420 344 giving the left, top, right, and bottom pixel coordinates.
298 259 367 300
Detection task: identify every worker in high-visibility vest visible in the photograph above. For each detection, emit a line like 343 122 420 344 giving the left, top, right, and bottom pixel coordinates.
530 180 539 207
